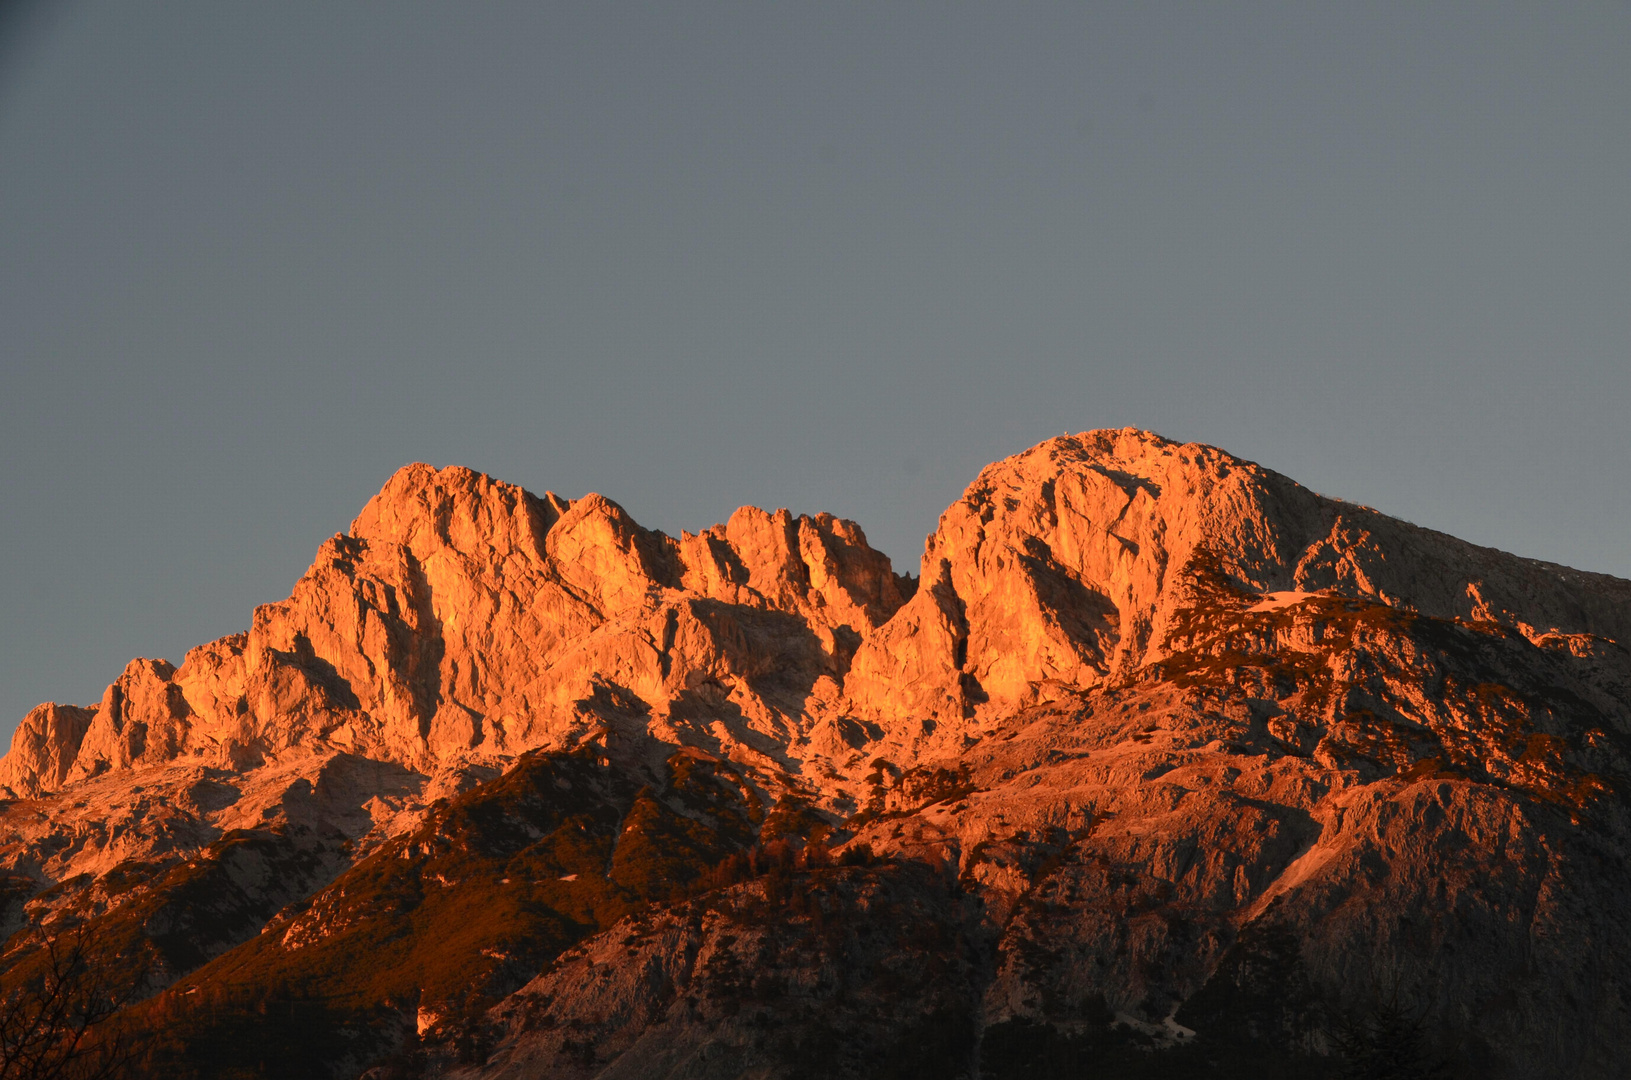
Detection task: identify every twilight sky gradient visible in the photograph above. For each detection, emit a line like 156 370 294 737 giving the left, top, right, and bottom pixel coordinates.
2 2 1629 737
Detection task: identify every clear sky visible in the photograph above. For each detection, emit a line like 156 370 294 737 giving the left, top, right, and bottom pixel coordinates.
2 2 1628 737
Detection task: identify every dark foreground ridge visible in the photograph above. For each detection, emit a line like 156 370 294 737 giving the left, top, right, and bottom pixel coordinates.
3 428 1630 1078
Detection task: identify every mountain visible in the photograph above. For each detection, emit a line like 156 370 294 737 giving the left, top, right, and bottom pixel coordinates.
3 428 1629 1079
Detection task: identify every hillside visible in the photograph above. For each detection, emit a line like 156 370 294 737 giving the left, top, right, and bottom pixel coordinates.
4 428 1629 1079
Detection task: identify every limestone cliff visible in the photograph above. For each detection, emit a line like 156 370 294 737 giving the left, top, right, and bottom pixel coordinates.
3 462 912 792
3 428 1630 1080
11 429 1625 800
848 429 1631 735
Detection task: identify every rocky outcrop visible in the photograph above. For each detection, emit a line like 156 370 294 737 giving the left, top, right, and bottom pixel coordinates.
12 430 1628 798
844 428 1631 732
0 703 94 797
4 428 1631 1079
470 860 984 1080
3 464 912 790
444 566 1631 1078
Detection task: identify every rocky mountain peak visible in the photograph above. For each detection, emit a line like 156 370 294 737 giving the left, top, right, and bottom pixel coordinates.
0 702 94 797
0 457 915 792
877 427 1631 724
4 429 1631 1079
349 461 567 566
8 430 1631 797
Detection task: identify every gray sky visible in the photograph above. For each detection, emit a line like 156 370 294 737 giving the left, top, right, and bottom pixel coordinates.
2 2 1628 736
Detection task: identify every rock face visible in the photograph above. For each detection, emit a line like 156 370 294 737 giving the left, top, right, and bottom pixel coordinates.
14 430 1625 803
4 428 1631 1080
0 703 93 796
849 429 1631 736
2 463 912 791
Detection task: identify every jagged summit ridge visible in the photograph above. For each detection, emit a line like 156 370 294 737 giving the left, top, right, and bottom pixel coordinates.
5 428 1628 799
858 428 1631 732
5 428 1631 1079
0 460 913 795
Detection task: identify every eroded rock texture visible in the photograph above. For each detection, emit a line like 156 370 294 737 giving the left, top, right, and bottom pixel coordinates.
5 462 912 790
3 428 1630 1079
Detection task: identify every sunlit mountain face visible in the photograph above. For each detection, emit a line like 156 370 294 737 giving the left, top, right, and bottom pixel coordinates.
4 429 1630 1079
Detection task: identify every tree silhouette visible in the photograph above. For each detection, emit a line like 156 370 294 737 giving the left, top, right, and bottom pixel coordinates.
1334 982 1448 1080
0 926 134 1080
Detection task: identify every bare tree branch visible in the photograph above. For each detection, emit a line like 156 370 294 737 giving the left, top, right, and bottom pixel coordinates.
0 924 137 1080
